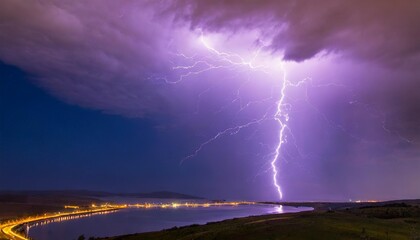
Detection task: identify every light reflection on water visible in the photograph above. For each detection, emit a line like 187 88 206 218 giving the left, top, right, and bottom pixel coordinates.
275 205 283 213
26 210 117 230
28 204 312 240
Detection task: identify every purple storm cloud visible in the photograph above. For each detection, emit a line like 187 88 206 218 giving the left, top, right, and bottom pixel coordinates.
0 0 419 200
167 0 420 65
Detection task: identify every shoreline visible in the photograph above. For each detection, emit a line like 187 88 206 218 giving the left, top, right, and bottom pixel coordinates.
0 201 266 240
1 200 419 240
0 206 125 240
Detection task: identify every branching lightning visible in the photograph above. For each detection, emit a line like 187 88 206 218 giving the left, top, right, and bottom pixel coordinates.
169 32 292 200
158 31 415 202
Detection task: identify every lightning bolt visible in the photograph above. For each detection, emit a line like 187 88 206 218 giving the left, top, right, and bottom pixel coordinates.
270 64 288 200
171 31 292 200
153 31 415 203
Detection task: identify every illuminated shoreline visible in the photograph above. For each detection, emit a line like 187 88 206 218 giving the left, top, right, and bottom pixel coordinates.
0 205 126 240
0 201 258 240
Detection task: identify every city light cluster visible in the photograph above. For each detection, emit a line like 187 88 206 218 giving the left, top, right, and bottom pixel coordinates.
130 201 256 209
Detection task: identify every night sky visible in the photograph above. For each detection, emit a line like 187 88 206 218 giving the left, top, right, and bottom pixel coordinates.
1 0 420 201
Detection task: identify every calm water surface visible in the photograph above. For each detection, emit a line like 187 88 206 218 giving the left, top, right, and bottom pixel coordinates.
28 204 312 240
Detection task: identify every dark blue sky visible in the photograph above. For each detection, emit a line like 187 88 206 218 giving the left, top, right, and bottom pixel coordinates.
0 63 172 193
0 62 272 200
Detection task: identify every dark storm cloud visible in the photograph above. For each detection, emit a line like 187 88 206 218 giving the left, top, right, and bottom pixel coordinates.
1 0 419 119
0 0 177 117
165 0 420 142
168 0 420 66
